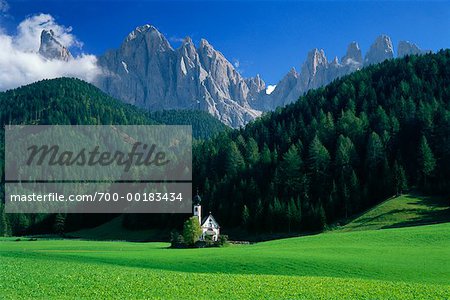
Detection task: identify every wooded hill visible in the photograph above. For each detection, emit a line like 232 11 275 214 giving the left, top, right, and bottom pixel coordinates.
1 50 450 236
191 50 450 233
0 78 226 236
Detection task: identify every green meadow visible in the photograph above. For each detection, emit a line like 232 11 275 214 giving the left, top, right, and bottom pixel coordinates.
1 194 449 299
338 194 450 232
1 224 449 299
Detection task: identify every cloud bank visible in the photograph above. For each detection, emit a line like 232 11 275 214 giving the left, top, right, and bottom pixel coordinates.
0 12 101 91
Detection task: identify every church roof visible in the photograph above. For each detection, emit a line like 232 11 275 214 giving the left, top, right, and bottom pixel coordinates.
201 213 220 228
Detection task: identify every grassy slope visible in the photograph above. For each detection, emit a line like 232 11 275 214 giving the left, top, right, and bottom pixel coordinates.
337 193 450 232
1 223 449 299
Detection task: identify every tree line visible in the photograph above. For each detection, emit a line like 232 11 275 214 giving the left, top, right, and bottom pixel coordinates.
0 78 226 236
1 50 449 236
192 50 450 232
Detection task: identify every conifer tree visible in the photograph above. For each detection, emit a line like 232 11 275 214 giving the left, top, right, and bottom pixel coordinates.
241 205 250 229
418 136 436 188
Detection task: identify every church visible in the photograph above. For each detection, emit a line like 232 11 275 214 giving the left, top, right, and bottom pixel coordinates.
193 192 220 242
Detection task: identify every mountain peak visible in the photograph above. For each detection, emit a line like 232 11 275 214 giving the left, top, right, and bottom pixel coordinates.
245 75 266 101
302 48 327 78
38 29 72 61
125 24 162 42
398 41 425 57
309 49 327 64
364 34 394 66
331 56 339 65
183 36 194 45
341 41 362 65
123 24 173 53
199 38 212 49
178 36 198 64
246 74 265 87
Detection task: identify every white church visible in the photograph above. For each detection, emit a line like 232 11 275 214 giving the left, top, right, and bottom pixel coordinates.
193 192 220 242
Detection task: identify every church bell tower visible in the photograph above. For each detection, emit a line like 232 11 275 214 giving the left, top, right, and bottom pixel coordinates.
193 190 202 225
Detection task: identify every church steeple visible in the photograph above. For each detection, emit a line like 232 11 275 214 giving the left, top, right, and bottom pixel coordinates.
193 189 202 225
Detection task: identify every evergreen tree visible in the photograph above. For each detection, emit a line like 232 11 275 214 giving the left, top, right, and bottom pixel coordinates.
348 170 361 212
393 161 408 196
225 141 245 177
53 213 66 236
308 136 331 175
260 143 272 165
287 198 299 233
253 199 264 231
279 144 303 197
0 204 10 237
241 205 250 229
366 132 384 170
308 136 331 200
418 135 436 187
335 135 357 179
245 138 260 166
316 203 327 230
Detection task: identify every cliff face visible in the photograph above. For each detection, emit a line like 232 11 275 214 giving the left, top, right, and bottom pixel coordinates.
95 25 259 127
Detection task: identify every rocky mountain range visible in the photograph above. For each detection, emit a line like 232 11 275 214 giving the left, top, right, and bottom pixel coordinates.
252 35 428 111
38 26 429 127
94 25 260 127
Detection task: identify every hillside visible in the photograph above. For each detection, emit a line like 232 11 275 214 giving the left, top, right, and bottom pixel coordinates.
1 223 449 299
191 50 450 233
149 110 228 140
0 78 227 138
0 78 226 236
337 193 450 232
0 77 156 126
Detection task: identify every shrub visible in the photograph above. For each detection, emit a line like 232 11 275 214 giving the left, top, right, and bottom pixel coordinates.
204 234 214 246
183 217 202 246
217 235 229 246
170 231 186 248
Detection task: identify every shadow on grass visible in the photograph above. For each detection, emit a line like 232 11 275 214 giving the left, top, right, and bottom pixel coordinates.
347 208 418 230
382 194 450 229
0 244 391 282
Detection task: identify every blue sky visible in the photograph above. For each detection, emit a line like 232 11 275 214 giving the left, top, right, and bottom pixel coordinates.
2 0 450 84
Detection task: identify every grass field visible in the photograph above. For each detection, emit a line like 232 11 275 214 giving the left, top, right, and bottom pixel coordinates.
1 194 449 299
1 222 449 299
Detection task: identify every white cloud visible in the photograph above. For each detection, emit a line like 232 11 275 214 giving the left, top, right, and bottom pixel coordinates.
15 13 82 52
0 13 101 91
266 85 276 95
